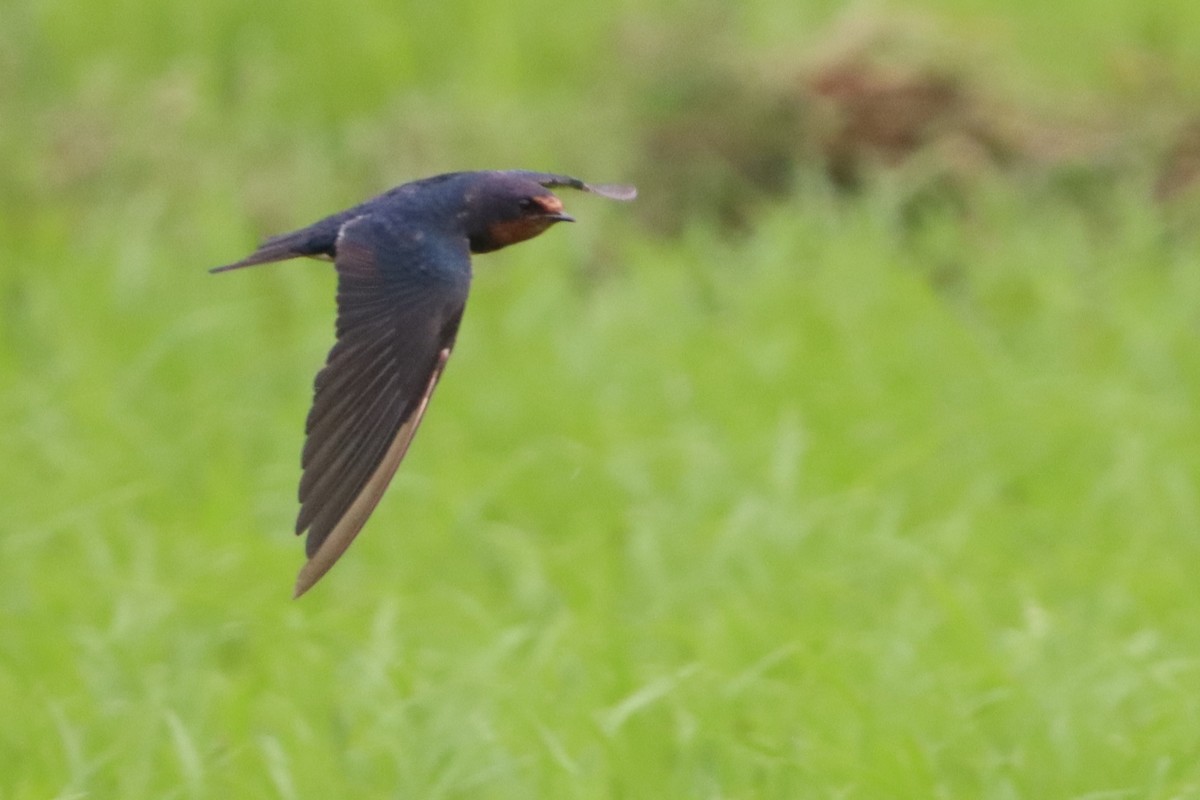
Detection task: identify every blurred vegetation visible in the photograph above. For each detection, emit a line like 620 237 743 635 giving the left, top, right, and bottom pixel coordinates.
5 1 1200 798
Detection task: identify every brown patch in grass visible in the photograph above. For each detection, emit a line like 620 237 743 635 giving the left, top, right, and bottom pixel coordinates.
1155 118 1200 202
631 9 1189 234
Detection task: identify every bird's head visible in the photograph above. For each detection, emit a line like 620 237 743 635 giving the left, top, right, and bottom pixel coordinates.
464 171 636 254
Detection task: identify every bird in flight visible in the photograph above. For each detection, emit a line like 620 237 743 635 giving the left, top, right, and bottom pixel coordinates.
213 170 636 597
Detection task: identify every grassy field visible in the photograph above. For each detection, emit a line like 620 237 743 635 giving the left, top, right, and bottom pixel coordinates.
5 1 1200 798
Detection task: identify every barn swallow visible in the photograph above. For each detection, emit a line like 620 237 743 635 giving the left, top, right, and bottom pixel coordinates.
213 170 636 597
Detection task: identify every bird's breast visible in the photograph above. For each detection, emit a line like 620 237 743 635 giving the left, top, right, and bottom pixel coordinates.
472 217 557 253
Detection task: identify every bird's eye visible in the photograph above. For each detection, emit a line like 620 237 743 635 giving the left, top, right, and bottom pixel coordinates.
519 197 540 213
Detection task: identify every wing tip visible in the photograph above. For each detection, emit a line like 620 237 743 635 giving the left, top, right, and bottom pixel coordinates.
584 182 638 202
293 564 320 599
515 171 637 202
292 525 341 598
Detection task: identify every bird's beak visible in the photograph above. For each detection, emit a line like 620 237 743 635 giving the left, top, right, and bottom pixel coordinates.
534 195 574 223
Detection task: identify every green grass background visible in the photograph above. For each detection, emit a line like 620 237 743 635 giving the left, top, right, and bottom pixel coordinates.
5 1 1200 797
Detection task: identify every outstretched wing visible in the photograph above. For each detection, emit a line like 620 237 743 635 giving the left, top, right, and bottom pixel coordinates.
502 170 638 202
293 215 471 597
